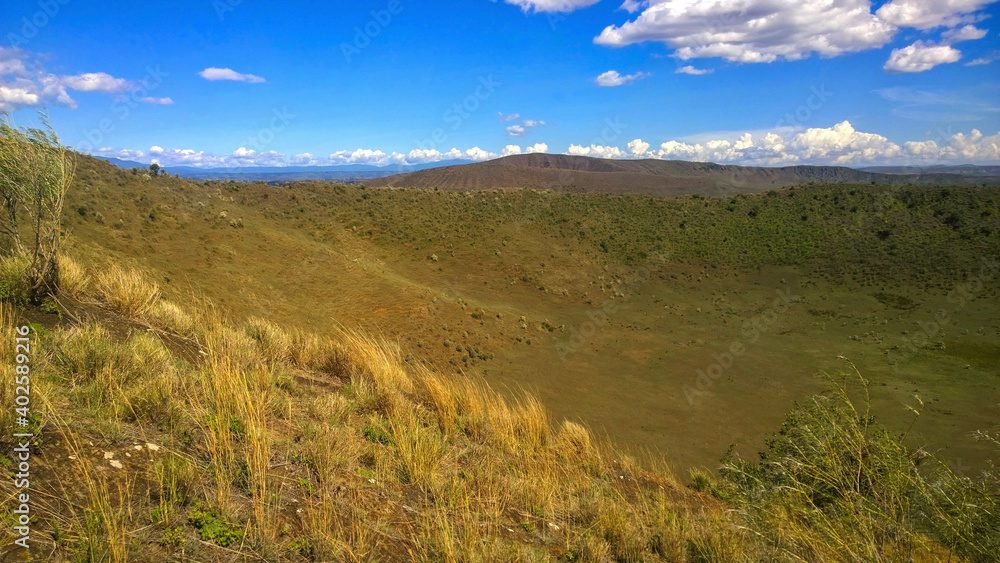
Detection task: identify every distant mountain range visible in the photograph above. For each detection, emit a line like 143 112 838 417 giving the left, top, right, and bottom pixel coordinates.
95 156 470 182
96 155 1000 192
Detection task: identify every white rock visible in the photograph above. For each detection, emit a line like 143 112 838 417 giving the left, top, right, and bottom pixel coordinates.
146 443 161 452
109 460 123 469
103 451 114 460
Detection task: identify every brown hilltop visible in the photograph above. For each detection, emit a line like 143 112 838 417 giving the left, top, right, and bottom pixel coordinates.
366 153 975 195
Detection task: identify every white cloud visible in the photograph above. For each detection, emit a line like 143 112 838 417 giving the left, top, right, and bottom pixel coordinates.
502 144 523 156
465 147 493 160
140 96 174 105
113 149 145 160
198 67 266 83
149 146 164 155
328 148 408 167
595 69 649 86
941 24 988 43
0 48 76 109
675 65 713 75
506 117 547 136
0 85 39 111
595 0 896 62
407 148 464 163
61 72 131 93
884 40 962 72
583 121 1000 165
498 0 601 13
526 142 549 153
789 121 903 163
498 112 521 122
965 53 999 65
876 0 996 30
290 153 320 166
0 48 162 111
567 144 627 158
627 139 650 155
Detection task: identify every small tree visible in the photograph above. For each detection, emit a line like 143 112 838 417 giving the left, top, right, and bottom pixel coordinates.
0 112 76 302
149 163 160 176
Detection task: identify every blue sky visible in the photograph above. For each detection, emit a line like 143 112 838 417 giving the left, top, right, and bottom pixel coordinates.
1 0 999 168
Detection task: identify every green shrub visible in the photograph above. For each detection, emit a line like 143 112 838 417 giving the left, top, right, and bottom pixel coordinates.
188 505 244 547
719 375 1000 561
0 253 30 304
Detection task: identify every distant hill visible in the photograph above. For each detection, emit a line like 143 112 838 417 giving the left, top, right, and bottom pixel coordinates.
861 164 1000 178
367 154 997 195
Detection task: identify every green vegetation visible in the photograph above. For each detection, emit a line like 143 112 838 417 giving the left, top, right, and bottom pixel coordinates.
717 373 999 561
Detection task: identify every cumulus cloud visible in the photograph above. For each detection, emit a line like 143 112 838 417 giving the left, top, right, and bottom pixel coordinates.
198 67 266 83
567 144 627 159
942 24 989 43
602 122 1000 165
61 72 132 93
0 85 39 111
595 0 897 62
140 96 174 105
498 112 521 122
876 0 996 30
627 139 651 155
505 117 547 136
595 69 649 86
0 47 86 110
328 148 407 167
290 153 320 166
498 0 600 13
500 143 549 156
675 65 713 75
884 41 962 72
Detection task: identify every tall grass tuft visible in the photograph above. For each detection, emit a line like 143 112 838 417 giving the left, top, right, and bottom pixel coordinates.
94 263 161 317
55 252 90 297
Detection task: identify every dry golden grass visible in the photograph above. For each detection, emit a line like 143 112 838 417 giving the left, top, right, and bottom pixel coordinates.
93 263 161 317
148 299 196 335
55 253 90 297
